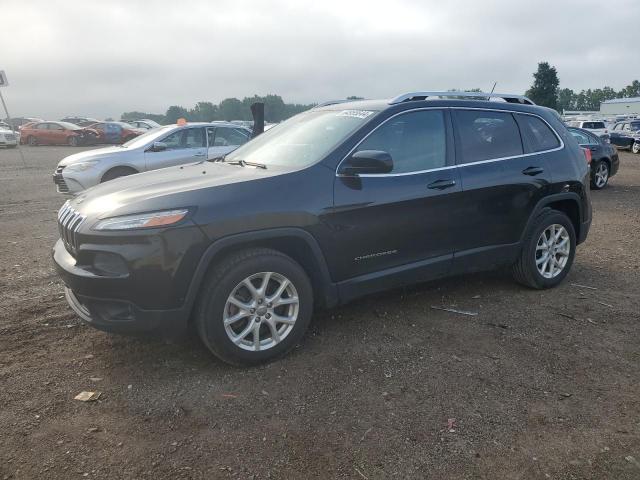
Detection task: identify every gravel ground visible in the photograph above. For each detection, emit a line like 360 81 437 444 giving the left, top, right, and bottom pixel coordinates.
1 145 639 479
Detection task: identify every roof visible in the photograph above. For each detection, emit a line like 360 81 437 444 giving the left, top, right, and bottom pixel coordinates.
601 97 640 104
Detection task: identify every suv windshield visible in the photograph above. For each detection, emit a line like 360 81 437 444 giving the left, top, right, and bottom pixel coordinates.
224 109 378 168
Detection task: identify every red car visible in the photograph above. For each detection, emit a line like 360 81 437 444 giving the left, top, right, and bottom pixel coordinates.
84 122 145 144
20 121 96 146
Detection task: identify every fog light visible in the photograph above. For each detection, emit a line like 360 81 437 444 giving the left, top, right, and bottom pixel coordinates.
93 252 128 276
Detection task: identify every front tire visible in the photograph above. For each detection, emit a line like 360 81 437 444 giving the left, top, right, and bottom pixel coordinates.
512 208 576 289
632 142 640 154
195 248 313 366
591 160 609 189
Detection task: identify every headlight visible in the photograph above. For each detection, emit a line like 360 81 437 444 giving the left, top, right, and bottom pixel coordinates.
65 160 100 172
92 209 189 231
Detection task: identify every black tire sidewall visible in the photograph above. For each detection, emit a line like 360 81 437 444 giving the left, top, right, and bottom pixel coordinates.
199 253 313 365
524 211 576 288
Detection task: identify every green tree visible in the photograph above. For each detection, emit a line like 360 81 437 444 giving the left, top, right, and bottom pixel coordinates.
190 101 218 122
620 80 640 98
164 105 190 124
526 62 559 109
556 88 576 112
218 98 245 121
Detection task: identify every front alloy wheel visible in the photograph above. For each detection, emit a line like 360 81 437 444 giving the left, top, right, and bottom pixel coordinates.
632 142 640 154
592 161 609 189
195 248 313 366
535 224 570 279
224 272 299 351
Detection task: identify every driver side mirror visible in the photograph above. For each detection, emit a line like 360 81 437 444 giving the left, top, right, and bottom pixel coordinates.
150 141 167 152
339 150 393 176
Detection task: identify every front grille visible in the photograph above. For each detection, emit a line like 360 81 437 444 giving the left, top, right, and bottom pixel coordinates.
53 166 69 193
4 133 15 141
57 201 86 255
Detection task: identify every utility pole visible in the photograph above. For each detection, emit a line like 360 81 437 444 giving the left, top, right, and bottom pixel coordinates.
0 70 26 166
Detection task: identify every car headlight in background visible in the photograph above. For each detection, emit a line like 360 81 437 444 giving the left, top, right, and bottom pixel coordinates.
65 160 101 172
92 209 189 231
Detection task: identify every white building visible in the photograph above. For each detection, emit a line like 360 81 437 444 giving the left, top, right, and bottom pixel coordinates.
600 97 640 115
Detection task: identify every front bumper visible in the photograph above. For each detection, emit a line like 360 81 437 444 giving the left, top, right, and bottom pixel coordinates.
53 167 88 195
52 222 208 333
0 137 18 146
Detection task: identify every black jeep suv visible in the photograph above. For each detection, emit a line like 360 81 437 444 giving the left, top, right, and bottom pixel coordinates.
53 91 592 365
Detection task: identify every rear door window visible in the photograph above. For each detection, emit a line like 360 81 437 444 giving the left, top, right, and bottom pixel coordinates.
453 110 523 163
516 114 560 152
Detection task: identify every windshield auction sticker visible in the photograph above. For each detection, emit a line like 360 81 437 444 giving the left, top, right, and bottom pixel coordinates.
336 110 374 119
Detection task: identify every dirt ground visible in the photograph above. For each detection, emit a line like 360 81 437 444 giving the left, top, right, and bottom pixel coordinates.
0 144 639 480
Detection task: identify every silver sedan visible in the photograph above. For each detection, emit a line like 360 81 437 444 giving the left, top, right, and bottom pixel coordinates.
53 122 251 195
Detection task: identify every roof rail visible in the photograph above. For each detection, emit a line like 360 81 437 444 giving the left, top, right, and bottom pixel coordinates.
314 99 354 108
389 91 535 106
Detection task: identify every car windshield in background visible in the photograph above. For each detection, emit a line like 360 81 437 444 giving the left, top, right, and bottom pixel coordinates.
583 122 605 129
630 122 640 131
224 109 378 168
121 126 174 148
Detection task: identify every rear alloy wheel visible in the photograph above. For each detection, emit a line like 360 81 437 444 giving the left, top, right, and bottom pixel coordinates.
591 161 609 189
68 135 79 147
512 208 576 289
195 248 313 366
27 135 37 146
632 142 640 154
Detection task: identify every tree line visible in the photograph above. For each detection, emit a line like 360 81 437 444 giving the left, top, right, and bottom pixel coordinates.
121 94 315 125
120 66 640 124
525 62 640 112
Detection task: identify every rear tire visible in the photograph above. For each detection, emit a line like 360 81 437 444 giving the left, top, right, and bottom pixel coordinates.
512 208 576 289
591 160 609 190
195 248 313 366
101 166 137 183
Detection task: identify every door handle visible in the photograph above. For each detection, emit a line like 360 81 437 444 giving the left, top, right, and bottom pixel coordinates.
522 166 544 176
427 179 456 190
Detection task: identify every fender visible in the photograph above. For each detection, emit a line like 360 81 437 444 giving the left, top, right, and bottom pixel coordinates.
519 192 584 243
181 227 339 317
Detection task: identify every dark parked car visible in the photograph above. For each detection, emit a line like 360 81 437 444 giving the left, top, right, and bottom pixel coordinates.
568 127 619 189
609 120 640 153
60 117 100 127
53 91 592 365
83 121 145 144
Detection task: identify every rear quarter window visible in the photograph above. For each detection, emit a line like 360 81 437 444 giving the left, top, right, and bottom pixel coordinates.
454 110 523 163
516 114 561 152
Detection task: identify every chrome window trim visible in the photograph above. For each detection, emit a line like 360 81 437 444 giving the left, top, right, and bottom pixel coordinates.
335 107 564 178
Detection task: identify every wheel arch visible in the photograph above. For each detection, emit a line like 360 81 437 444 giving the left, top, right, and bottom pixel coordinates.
522 193 583 245
184 229 338 322
100 165 139 183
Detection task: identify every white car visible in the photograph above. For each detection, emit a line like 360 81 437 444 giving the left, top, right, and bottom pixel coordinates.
127 119 162 130
566 120 608 137
53 122 251 195
0 123 18 148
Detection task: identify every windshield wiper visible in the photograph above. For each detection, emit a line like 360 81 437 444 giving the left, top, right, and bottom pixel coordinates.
225 159 267 169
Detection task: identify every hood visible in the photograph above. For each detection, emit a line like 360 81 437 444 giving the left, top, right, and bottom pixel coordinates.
58 145 130 166
69 161 280 219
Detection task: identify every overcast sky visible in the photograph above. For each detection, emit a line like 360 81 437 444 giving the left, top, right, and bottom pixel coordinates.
2 0 639 119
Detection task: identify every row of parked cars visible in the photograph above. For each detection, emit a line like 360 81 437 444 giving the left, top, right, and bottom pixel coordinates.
566 118 640 153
